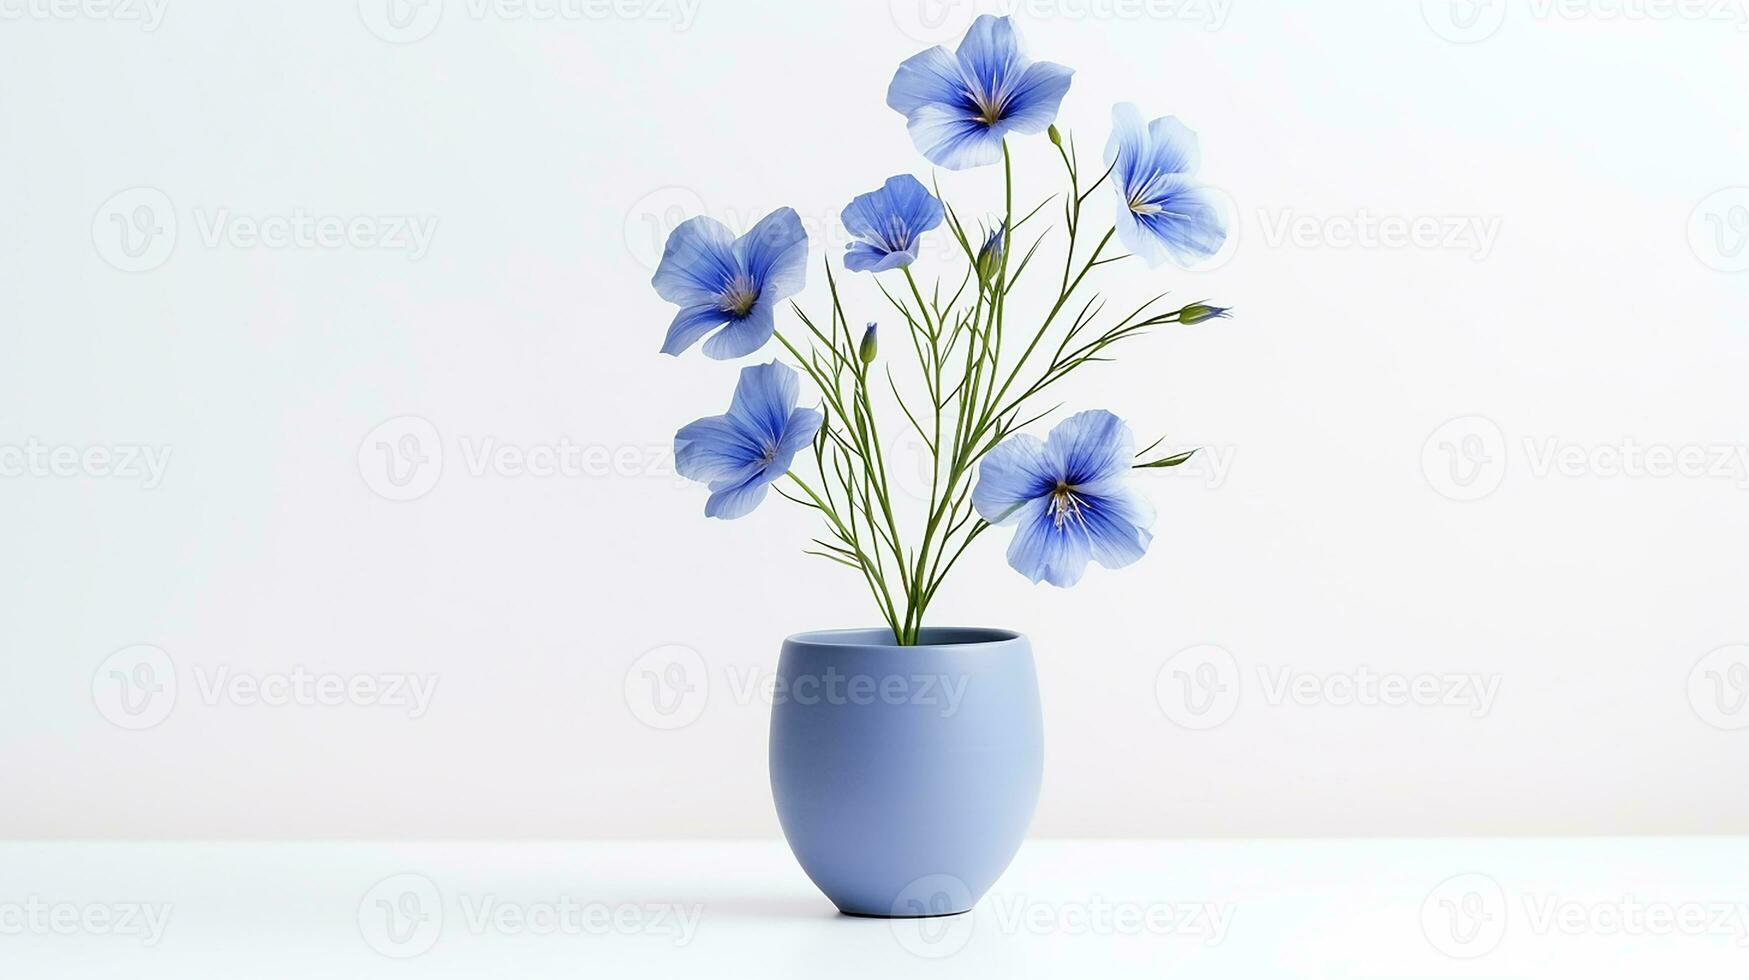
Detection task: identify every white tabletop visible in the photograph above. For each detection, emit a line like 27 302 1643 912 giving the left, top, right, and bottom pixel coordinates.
3 839 1742 976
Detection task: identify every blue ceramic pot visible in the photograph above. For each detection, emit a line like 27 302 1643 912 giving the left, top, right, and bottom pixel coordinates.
769 627 1043 917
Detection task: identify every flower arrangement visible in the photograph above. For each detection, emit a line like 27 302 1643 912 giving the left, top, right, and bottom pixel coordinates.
652 15 1230 645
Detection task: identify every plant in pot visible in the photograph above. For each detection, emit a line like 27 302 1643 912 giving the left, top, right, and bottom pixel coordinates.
649 15 1230 917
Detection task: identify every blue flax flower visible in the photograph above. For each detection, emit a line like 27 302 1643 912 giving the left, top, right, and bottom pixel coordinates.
972 410 1154 587
886 14 1073 171
652 208 808 359
842 175 945 273
675 361 823 519
1105 103 1227 268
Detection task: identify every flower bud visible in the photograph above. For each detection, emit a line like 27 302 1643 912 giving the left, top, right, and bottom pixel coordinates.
976 224 1007 290
859 322 878 364
1177 302 1231 325
1047 124 1062 147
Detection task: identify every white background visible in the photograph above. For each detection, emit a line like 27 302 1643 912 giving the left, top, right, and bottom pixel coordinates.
2 0 1747 841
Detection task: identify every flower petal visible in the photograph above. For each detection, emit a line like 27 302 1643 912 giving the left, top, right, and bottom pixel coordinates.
1044 409 1135 486
843 241 895 273
704 475 771 520
972 432 1055 525
1078 484 1155 570
886 174 946 235
1144 114 1202 176
777 406 824 458
1005 497 1094 587
674 414 764 486
651 215 738 306
886 43 965 117
1133 181 1227 266
906 103 1006 170
997 59 1073 135
700 301 776 360
1111 194 1165 267
735 207 809 303
726 360 801 447
660 303 731 357
955 15 1022 99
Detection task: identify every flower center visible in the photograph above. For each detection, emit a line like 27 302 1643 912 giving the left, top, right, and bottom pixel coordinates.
1129 196 1164 216
1048 482 1089 531
719 276 759 318
967 80 1008 127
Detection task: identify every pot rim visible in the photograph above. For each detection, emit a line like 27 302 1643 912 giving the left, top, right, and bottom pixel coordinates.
784 627 1024 652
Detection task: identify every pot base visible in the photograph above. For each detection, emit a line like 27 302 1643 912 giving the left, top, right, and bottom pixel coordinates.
839 907 973 920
